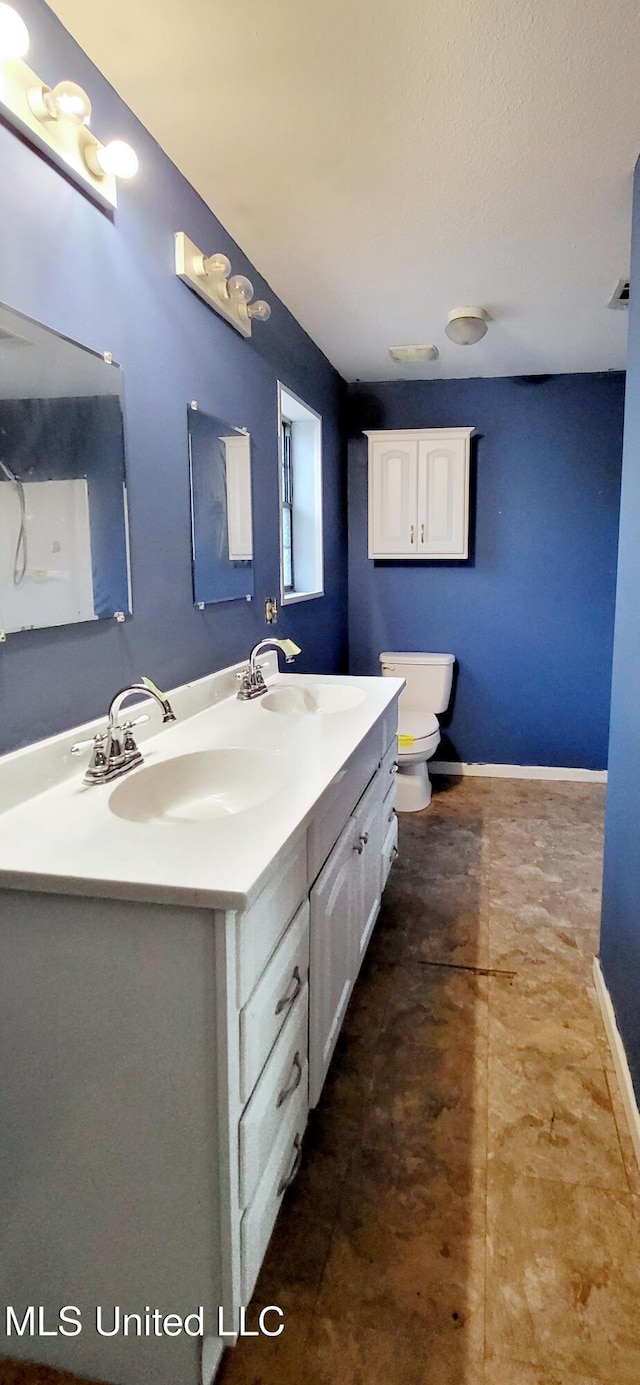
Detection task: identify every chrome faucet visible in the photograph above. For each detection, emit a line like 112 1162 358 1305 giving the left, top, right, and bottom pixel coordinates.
71 676 176 785
236 638 301 700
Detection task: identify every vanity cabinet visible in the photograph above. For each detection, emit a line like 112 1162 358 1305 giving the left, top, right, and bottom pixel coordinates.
366 427 475 559
0 668 400 1385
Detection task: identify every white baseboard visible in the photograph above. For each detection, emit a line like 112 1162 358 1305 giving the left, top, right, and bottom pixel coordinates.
430 760 607 784
592 957 640 1174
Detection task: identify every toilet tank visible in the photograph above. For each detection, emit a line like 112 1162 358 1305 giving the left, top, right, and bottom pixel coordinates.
379 652 455 714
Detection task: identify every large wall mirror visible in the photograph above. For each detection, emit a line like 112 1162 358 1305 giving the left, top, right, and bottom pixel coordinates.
187 404 254 606
0 303 131 638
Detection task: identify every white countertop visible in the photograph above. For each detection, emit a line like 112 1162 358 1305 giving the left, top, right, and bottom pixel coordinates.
0 665 402 911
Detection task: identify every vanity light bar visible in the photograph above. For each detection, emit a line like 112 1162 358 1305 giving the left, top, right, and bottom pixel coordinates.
0 5 137 209
175 232 271 338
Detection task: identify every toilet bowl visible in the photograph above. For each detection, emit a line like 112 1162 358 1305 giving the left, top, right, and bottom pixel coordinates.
380 652 455 811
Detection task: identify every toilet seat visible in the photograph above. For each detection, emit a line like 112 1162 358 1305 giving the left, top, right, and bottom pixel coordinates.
397 712 440 761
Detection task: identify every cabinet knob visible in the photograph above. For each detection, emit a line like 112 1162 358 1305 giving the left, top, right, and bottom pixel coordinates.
353 831 369 855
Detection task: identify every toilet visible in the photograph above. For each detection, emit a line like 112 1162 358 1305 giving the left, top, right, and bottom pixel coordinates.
380 652 455 811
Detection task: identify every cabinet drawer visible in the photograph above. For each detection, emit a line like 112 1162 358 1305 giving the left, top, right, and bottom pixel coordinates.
240 899 309 1104
382 811 399 888
236 834 308 1008
308 724 382 882
239 988 308 1209
380 701 400 761
240 1078 308 1303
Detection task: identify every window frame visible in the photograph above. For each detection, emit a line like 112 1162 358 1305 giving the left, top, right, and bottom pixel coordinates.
277 382 324 606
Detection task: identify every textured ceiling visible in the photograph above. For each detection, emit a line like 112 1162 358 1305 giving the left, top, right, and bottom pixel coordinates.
47 0 638 380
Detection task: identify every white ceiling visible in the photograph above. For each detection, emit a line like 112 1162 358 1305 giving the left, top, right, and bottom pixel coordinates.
47 0 639 381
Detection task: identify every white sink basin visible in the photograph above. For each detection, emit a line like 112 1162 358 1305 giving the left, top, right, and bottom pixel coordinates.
261 683 365 715
109 749 285 825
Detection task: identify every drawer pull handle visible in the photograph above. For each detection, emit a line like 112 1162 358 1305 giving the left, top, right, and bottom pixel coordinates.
410 524 415 544
420 523 425 543
275 965 303 1016
353 831 369 855
388 808 396 824
276 1051 303 1108
391 760 398 773
277 1133 303 1196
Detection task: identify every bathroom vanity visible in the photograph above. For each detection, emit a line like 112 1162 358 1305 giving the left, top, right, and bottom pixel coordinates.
0 658 401 1385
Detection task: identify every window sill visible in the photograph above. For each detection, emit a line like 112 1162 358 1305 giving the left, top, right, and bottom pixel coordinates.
282 588 324 606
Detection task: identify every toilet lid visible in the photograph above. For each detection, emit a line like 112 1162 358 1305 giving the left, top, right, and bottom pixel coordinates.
398 711 439 744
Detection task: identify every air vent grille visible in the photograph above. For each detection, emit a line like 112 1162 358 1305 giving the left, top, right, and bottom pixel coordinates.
388 344 439 363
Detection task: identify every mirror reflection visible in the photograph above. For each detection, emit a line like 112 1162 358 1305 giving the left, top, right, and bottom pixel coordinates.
0 303 131 637
187 405 254 606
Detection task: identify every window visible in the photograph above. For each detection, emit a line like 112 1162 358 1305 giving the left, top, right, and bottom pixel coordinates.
281 419 294 591
277 383 323 604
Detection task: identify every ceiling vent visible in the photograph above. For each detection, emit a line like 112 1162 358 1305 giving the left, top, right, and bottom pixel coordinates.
388 344 439 363
608 280 630 310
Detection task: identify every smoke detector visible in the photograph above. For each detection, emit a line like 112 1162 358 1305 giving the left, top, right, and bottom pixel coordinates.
608 280 630 310
388 344 439 363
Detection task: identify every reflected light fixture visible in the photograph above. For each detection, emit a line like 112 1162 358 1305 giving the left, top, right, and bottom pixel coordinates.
445 307 488 346
0 4 138 208
175 232 271 338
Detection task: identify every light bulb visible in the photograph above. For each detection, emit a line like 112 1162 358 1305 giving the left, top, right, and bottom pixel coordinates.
247 300 271 322
96 140 138 179
227 274 254 303
0 3 29 57
200 252 231 279
31 79 92 124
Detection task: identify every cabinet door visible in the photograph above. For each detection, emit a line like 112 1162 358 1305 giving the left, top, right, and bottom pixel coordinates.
368 437 419 557
417 436 469 557
352 784 384 969
309 819 358 1107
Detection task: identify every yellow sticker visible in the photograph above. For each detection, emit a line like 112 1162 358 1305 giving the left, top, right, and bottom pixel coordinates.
398 734 415 747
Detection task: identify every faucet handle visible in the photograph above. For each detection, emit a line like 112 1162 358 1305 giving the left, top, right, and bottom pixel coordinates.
71 732 105 757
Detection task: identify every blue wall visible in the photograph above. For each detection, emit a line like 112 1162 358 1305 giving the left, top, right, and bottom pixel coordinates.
600 157 640 1097
0 0 347 755
348 374 624 770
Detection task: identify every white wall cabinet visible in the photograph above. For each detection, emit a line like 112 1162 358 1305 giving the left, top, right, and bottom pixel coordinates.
366 427 475 559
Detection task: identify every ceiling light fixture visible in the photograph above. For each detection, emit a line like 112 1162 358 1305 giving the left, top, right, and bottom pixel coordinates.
389 344 439 363
175 232 271 337
445 307 488 346
0 5 138 208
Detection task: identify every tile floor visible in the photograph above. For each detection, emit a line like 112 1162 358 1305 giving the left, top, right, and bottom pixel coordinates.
3 775 638 1385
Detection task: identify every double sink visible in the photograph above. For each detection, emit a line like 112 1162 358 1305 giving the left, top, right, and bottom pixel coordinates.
109 682 366 826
